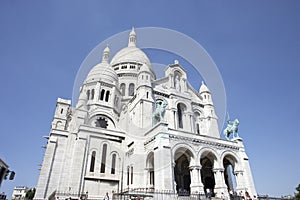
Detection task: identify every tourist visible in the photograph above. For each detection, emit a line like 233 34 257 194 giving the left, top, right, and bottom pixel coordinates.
103 192 109 200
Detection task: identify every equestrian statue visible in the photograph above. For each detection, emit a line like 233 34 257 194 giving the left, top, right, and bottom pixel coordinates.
153 99 168 125
223 114 240 140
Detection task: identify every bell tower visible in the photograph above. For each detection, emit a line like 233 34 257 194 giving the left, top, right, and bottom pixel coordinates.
133 64 154 129
51 98 71 131
199 81 220 138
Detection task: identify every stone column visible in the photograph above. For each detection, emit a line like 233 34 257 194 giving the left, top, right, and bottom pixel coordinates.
182 78 187 92
213 168 228 198
95 82 101 101
189 165 204 194
174 110 178 129
187 112 194 133
234 170 246 195
169 74 174 88
145 168 149 188
183 113 187 129
172 162 177 193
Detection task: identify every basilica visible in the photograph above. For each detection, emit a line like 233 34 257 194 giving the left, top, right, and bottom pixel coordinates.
34 28 257 200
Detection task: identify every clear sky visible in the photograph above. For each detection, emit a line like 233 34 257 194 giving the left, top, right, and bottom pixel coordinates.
0 0 300 198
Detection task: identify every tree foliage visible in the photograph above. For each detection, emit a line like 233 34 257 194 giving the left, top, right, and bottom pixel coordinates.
25 188 36 200
295 184 300 199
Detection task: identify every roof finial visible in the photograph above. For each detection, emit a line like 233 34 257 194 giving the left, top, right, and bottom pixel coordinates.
102 45 110 63
128 27 136 47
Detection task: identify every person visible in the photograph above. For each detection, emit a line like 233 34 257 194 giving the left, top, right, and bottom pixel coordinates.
221 192 225 200
103 192 109 200
136 196 140 200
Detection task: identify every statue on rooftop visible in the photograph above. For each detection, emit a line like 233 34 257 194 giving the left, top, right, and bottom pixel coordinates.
153 99 168 125
223 114 239 140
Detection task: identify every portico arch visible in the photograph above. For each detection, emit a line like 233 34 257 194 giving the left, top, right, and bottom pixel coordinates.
173 145 195 195
221 151 239 193
146 152 154 188
199 149 219 196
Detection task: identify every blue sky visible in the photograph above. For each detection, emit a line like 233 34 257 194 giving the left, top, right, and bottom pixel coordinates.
1 0 300 198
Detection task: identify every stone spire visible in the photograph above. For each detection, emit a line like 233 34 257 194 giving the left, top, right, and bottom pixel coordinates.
102 45 110 63
128 27 136 47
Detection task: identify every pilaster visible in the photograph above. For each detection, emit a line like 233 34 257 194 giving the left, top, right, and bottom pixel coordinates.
189 165 204 194
213 168 228 198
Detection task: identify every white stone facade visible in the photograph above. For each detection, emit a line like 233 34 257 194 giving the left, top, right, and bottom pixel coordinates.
0 158 9 188
35 28 257 200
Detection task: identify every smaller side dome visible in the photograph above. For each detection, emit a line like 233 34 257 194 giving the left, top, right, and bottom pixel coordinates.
199 81 210 94
85 46 118 84
139 64 150 73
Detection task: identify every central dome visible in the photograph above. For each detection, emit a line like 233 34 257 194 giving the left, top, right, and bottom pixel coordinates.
111 46 151 67
110 27 154 75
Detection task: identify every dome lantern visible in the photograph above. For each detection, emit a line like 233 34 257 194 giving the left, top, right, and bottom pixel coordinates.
128 27 136 47
102 45 110 63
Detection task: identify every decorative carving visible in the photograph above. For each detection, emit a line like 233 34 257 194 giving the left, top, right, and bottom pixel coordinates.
169 134 239 150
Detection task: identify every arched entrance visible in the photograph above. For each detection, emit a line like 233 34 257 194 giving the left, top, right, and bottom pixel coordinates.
223 155 238 193
174 147 193 195
146 152 154 188
200 151 217 196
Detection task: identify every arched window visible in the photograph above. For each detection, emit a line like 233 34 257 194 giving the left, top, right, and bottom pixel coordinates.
111 154 116 174
120 83 126 96
100 144 107 173
90 151 96 172
146 152 154 186
105 90 110 102
196 123 200 134
129 83 135 96
194 112 202 134
131 166 134 184
60 108 64 114
87 90 90 100
177 104 184 128
127 166 130 185
91 89 95 100
55 121 62 129
100 89 105 101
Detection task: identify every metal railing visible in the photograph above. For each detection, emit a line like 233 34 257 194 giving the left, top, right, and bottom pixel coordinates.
112 189 206 200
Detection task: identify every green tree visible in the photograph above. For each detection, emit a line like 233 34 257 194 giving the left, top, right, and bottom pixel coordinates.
25 188 36 200
295 184 300 199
